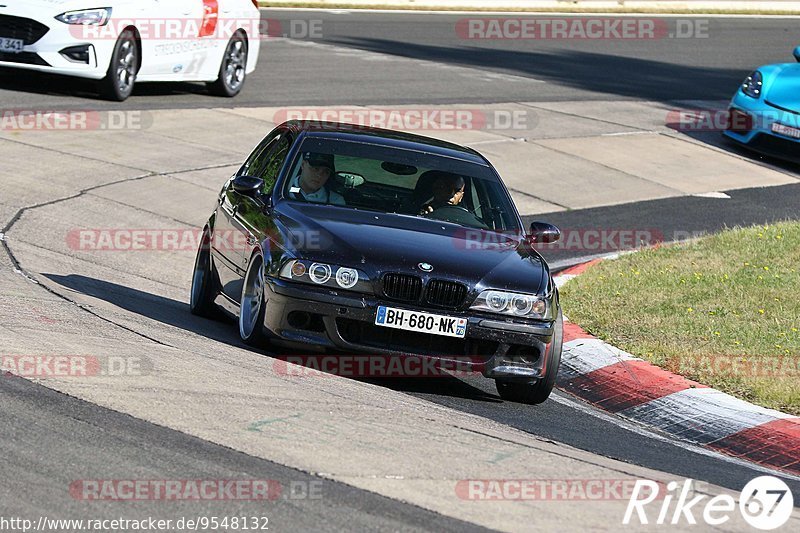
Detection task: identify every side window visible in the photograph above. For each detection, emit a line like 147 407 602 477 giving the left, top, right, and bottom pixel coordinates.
239 135 276 177
257 136 291 193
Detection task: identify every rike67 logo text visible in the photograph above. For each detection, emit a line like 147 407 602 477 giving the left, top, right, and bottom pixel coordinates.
624 476 794 530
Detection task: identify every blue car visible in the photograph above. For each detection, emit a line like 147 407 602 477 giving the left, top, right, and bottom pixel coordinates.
724 46 800 162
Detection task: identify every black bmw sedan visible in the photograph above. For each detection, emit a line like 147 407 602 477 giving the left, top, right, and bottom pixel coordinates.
190 120 563 404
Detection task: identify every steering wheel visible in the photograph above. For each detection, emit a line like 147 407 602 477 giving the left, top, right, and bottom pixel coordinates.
433 204 471 214
425 204 488 228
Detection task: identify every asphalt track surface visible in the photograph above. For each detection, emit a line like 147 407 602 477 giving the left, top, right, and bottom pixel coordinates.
0 376 490 532
1 8 800 527
2 11 800 109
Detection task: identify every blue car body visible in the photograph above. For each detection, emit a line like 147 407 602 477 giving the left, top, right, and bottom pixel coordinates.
724 46 800 161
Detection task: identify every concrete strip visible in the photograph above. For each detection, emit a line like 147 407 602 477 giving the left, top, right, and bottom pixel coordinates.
477 138 680 210
535 132 798 194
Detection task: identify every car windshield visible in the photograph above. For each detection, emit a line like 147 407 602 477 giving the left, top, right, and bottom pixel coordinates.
282 137 522 232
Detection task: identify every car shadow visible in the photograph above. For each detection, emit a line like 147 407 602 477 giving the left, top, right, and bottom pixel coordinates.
41 273 501 403
325 37 747 102
662 100 800 173
0 66 212 103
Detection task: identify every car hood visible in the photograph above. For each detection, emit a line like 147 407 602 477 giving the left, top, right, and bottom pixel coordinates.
765 64 800 113
275 203 549 296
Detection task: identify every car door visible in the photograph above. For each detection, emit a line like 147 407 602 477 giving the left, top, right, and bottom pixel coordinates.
138 0 204 78
212 130 285 302
234 132 294 278
211 174 247 302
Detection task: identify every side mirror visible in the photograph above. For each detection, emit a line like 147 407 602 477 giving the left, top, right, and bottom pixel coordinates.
527 221 561 244
794 46 800 62
232 175 264 196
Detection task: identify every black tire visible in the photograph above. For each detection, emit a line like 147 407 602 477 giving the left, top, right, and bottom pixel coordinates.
100 29 138 101
496 310 563 405
207 32 248 97
190 230 220 318
239 253 269 347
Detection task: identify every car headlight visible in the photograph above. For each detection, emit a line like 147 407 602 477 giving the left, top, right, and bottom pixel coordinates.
470 290 552 319
741 71 763 98
279 260 371 293
55 8 112 26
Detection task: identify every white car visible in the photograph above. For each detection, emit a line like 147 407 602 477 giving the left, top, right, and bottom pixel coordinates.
0 0 261 100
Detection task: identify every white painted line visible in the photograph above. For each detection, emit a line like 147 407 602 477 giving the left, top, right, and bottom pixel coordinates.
691 192 731 199
554 273 575 288
619 387 791 444
561 338 639 376
550 391 800 481
601 131 656 136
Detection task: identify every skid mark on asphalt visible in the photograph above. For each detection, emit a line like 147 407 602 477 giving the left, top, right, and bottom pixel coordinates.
247 414 304 432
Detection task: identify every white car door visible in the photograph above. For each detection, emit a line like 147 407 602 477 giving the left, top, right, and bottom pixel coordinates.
137 0 210 79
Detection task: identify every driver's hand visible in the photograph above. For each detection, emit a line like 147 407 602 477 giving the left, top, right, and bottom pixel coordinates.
419 205 434 215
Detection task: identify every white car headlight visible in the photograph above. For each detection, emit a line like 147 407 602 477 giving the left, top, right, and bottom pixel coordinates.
55 8 112 26
280 260 370 293
471 290 551 319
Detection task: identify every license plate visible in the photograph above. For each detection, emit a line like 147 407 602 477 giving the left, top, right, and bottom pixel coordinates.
375 306 467 338
0 38 24 54
771 122 800 139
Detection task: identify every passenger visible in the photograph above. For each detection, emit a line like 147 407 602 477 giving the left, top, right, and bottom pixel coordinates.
288 152 346 206
419 174 466 214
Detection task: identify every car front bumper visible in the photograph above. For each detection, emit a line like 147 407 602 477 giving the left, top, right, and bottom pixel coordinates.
0 12 115 79
262 277 557 381
723 93 800 163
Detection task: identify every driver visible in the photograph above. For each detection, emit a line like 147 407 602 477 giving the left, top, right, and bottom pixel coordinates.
419 174 465 214
288 152 346 206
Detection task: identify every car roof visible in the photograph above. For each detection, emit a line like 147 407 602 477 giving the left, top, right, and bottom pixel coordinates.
279 120 490 166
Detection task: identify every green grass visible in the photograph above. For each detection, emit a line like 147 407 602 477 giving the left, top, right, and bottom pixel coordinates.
259 2 800 15
560 222 800 415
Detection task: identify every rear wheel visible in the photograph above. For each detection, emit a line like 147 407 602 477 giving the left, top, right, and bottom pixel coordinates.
239 254 269 346
100 29 138 101
496 311 563 404
207 32 248 97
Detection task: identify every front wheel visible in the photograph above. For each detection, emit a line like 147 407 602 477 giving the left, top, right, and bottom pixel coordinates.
190 230 220 318
496 311 563 404
207 32 248 97
239 254 269 347
100 29 138 101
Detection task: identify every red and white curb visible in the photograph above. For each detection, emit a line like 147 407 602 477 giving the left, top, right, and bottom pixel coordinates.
553 259 800 477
